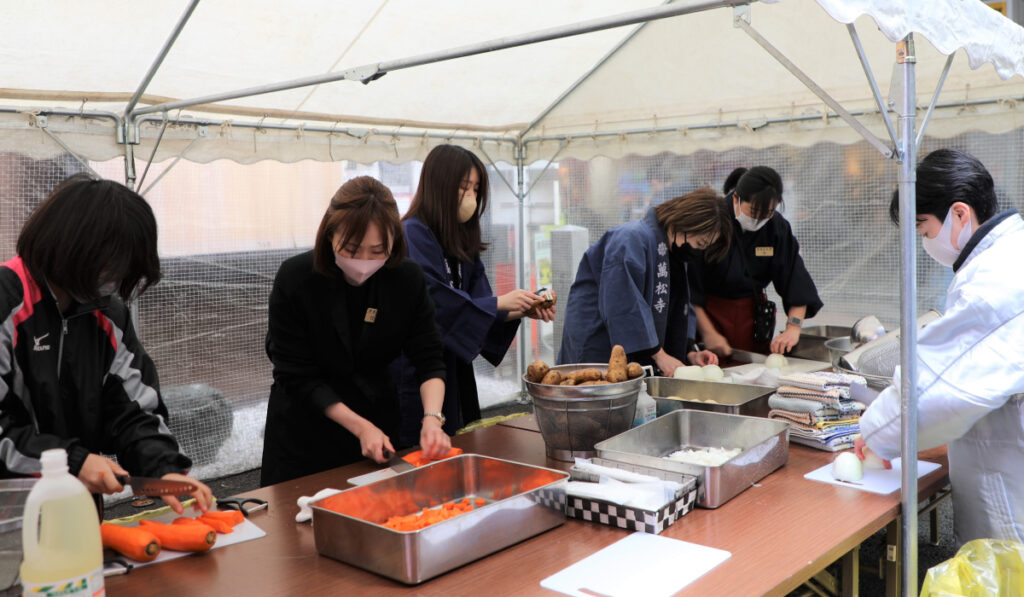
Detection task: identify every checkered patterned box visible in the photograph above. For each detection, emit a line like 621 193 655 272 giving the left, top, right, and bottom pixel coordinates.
566 477 697 534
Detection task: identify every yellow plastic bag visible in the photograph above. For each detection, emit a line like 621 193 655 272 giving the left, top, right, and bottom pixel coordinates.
920 538 1024 597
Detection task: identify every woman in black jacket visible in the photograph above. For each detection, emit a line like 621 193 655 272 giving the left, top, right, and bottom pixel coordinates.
261 176 449 486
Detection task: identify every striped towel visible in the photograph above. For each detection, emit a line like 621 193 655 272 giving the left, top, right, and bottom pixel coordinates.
778 371 867 391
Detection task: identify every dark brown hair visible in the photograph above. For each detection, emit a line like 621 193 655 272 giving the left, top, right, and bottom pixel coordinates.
17 174 161 303
403 144 489 262
654 187 733 262
313 176 406 276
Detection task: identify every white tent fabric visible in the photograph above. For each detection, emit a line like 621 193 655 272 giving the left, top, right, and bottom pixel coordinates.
0 0 1022 164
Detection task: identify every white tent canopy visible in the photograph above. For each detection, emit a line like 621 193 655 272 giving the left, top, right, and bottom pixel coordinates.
1 0 1022 165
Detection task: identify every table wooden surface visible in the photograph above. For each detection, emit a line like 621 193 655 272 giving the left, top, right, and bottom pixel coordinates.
106 424 948 597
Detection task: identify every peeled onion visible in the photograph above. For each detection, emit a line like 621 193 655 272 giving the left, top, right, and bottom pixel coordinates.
701 364 725 380
674 366 704 380
862 448 887 470
831 452 863 482
764 354 789 369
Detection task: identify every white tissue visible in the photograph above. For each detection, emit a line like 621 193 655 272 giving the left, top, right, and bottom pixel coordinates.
295 488 343 523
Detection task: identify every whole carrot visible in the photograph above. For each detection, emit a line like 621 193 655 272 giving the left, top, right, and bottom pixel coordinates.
139 520 216 551
100 523 161 562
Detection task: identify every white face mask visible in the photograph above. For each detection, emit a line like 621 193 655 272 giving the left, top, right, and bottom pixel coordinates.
334 255 386 286
458 193 477 223
922 206 973 268
734 198 769 232
97 281 120 297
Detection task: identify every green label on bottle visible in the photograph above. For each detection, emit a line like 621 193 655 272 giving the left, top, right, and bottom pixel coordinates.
21 567 104 597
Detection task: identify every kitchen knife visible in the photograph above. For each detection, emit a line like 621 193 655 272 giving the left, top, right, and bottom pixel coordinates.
114 475 197 496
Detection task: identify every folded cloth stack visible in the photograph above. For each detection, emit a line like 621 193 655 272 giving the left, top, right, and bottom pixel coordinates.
769 371 867 452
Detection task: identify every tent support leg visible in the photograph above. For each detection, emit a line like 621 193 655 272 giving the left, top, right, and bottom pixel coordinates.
896 33 920 597
515 140 528 398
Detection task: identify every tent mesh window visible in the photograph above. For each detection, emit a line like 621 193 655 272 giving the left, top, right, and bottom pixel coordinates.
1 129 1021 483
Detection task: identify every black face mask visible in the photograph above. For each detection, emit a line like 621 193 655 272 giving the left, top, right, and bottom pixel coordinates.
672 242 704 262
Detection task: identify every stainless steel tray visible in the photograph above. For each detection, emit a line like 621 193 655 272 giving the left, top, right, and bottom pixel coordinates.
311 454 568 584
594 410 789 508
645 377 774 418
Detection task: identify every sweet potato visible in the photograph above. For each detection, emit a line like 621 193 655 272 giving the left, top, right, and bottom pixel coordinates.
540 370 563 385
101 523 161 562
566 368 604 384
606 345 628 383
627 362 644 379
526 361 550 383
139 519 216 552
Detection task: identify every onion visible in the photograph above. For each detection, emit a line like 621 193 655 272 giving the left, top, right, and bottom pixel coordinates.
674 366 704 380
701 364 725 380
831 452 863 482
862 448 887 470
764 354 789 369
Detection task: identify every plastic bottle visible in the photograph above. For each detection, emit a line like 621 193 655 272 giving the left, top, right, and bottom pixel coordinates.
632 384 657 427
20 448 105 597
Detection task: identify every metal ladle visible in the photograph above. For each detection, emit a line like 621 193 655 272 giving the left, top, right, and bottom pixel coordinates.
850 315 885 347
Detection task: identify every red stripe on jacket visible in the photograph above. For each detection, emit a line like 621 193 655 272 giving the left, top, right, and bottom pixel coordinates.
3 256 42 348
93 311 118 351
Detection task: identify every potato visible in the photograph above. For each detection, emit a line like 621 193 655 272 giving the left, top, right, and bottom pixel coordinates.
559 379 576 386
626 362 644 379
526 361 550 383
606 345 628 383
578 380 612 386
567 368 604 384
540 370 563 385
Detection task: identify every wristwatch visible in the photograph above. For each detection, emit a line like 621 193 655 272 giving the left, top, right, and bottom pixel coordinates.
423 412 446 425
787 316 803 327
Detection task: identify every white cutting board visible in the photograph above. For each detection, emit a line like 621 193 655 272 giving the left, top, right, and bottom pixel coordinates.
541 532 730 597
103 512 266 571
804 457 941 494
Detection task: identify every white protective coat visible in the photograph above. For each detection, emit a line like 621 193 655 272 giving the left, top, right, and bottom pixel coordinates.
859 212 1024 545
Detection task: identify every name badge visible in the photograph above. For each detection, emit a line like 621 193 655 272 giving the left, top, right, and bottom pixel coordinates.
755 246 774 257
364 308 377 323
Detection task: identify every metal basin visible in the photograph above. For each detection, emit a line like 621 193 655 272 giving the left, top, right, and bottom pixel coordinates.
824 337 853 369
645 377 774 418
311 455 568 584
525 364 641 461
787 325 852 362
594 410 789 508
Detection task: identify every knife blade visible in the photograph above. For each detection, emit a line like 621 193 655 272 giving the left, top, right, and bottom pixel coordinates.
114 475 197 496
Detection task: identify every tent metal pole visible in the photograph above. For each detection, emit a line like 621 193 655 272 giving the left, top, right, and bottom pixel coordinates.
141 136 202 196
35 127 102 179
136 116 170 191
520 0 671 139
124 0 201 118
916 53 955 151
896 34 919 597
735 15 894 158
515 140 528 396
477 145 518 197
846 24 899 148
131 0 748 118
525 142 567 196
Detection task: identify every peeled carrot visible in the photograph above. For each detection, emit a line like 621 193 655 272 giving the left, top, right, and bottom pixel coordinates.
382 498 478 531
139 520 216 551
196 515 234 534
100 523 161 562
201 510 245 527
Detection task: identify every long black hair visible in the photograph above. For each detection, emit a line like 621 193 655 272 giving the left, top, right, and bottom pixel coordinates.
404 144 489 262
17 174 161 303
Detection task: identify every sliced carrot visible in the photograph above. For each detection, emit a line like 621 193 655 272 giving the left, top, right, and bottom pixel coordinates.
139 520 216 551
196 515 234 534
100 523 161 562
201 510 245 527
475 498 486 506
